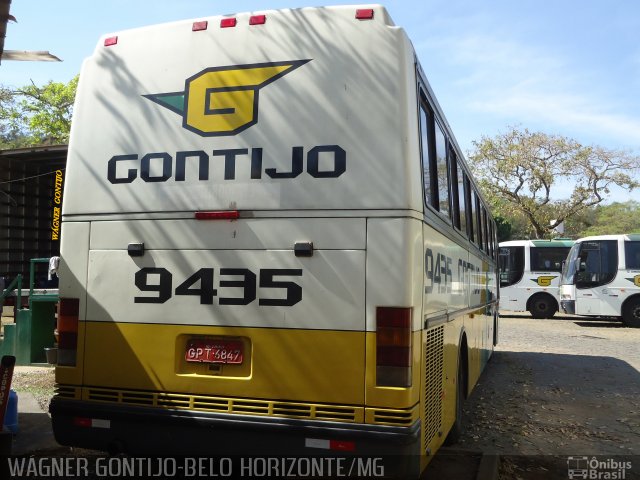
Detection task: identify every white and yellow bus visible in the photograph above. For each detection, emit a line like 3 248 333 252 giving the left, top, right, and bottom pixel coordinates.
51 5 498 476
499 239 573 318
561 234 640 328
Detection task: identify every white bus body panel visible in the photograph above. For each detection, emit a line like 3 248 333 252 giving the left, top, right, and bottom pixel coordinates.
499 240 568 314
570 235 640 318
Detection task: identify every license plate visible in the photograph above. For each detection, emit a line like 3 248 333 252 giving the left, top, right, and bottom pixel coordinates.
185 339 244 364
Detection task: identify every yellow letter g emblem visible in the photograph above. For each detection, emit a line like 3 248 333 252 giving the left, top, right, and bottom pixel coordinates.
144 60 310 137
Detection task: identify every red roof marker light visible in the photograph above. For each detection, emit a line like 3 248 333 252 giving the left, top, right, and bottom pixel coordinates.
192 21 208 31
249 15 267 25
220 18 237 28
355 9 374 20
104 36 118 47
195 211 240 220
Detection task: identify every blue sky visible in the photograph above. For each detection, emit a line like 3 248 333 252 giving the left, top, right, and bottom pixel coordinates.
3 1 640 166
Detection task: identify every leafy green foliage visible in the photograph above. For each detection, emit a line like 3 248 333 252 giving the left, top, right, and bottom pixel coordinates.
0 75 78 147
579 201 640 236
470 126 640 239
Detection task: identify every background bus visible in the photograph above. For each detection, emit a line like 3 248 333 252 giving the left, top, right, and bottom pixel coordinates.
560 234 640 328
50 5 498 477
499 239 573 318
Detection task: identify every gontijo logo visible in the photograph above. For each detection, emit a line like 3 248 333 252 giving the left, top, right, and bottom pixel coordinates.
532 275 557 287
144 60 310 136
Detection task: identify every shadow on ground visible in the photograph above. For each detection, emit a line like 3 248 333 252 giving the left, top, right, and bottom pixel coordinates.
458 350 640 478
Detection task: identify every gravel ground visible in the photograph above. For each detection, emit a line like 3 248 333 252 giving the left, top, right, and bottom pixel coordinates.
459 312 640 480
5 313 640 479
11 366 55 411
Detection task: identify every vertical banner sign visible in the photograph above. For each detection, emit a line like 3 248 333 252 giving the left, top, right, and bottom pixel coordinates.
51 169 64 241
0 355 16 427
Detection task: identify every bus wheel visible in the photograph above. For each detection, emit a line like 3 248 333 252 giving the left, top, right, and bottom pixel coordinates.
528 293 558 319
622 297 640 328
444 345 467 445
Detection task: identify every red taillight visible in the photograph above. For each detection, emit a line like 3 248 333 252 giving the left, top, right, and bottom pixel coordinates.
305 438 356 452
73 417 92 428
58 298 79 366
220 18 237 28
329 440 355 452
249 15 266 25
195 211 240 220
104 36 118 47
355 9 374 20
192 21 208 31
376 307 412 387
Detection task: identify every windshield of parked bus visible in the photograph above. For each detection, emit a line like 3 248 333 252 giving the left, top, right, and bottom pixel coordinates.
561 243 580 285
499 246 524 287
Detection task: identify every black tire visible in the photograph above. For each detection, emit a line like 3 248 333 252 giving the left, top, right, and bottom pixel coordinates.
622 297 640 328
528 294 558 319
444 349 467 445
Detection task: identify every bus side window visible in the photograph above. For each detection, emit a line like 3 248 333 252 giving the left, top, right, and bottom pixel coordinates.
488 221 495 259
481 207 489 254
576 240 618 288
624 241 640 270
474 193 483 248
419 102 435 208
449 149 461 230
464 175 474 242
434 120 450 219
457 163 468 236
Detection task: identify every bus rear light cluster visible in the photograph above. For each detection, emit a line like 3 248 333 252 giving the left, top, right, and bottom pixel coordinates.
192 21 208 31
220 16 267 27
220 18 237 28
355 9 374 20
57 298 79 366
376 307 412 387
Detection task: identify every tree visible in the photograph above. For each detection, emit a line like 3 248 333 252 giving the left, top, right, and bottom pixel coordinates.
469 126 640 238
578 201 640 237
0 75 78 147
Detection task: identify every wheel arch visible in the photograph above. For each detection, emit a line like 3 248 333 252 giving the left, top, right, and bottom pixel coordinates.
621 293 640 318
456 328 469 400
526 291 558 312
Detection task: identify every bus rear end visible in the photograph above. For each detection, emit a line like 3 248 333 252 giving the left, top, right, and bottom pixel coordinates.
51 5 426 470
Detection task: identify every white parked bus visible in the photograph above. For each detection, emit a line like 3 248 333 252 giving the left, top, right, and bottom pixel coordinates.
499 239 573 318
560 234 640 327
50 5 498 477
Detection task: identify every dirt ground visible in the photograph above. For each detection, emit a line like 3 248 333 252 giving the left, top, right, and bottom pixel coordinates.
11 366 55 412
459 312 640 479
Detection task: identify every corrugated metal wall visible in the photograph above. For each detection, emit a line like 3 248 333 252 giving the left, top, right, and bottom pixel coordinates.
0 146 67 288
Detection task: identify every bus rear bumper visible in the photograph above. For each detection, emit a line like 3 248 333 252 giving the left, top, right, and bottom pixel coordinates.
50 397 421 459
561 300 575 314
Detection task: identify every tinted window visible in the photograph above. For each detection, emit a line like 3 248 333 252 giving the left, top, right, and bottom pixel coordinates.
419 105 434 208
458 164 467 236
499 246 525 287
449 150 461 229
434 121 450 218
575 240 618 289
474 194 482 247
625 241 640 269
530 247 571 272
481 207 489 253
561 243 580 285
465 177 474 241
489 222 495 258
